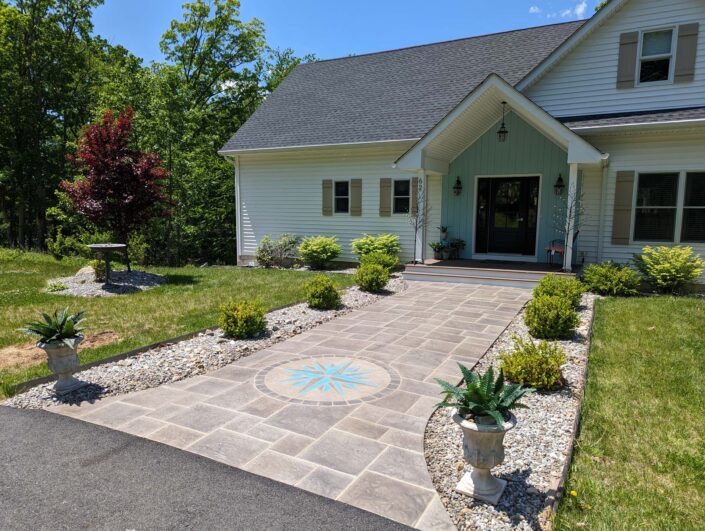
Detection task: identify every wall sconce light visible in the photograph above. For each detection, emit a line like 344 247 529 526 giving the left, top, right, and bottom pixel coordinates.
554 174 565 196
453 177 463 196
497 101 509 143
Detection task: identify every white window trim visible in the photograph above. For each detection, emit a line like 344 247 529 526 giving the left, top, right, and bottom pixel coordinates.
392 178 411 215
635 26 677 87
630 170 705 244
333 179 350 215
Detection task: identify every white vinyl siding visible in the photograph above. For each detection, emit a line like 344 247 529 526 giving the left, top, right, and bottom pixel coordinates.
525 0 705 116
577 168 603 265
237 143 420 263
426 174 443 257
586 129 705 265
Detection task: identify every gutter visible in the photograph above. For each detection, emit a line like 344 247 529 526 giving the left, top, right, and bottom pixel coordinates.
217 137 421 157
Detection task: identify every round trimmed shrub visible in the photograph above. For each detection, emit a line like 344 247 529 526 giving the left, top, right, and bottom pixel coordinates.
298 236 342 269
355 264 389 293
499 335 566 390
351 233 401 257
359 251 400 272
305 274 341 310
220 300 267 339
632 245 705 293
533 274 585 308
581 262 641 296
524 295 579 340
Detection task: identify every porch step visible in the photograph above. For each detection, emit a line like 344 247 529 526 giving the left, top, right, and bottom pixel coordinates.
403 264 573 288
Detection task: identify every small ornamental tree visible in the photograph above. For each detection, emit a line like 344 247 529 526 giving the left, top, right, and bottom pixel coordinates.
61 108 170 269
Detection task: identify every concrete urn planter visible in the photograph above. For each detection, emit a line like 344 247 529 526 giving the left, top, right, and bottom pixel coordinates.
452 409 517 505
39 337 87 394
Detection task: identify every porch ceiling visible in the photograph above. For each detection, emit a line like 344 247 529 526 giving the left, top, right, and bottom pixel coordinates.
394 74 607 174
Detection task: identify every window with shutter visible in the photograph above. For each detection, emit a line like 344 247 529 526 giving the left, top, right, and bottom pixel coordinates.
682 173 705 242
634 173 679 242
638 29 675 84
334 181 350 213
393 179 411 214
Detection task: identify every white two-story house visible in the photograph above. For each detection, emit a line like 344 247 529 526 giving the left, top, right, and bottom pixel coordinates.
220 0 705 281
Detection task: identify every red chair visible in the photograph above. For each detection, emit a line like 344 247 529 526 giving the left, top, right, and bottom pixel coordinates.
545 231 579 266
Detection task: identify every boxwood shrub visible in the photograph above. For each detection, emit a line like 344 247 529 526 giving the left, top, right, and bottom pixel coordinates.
304 274 341 310
499 335 566 390
632 245 705 293
533 274 585 308
220 300 267 339
581 262 641 296
351 233 401 257
359 251 400 272
524 295 578 340
298 236 342 269
355 263 389 293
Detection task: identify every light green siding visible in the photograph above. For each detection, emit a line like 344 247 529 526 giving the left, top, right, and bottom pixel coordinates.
441 112 570 262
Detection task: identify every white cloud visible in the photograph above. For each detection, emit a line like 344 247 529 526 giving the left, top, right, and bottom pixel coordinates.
560 8 573 17
529 5 542 14
574 1 588 17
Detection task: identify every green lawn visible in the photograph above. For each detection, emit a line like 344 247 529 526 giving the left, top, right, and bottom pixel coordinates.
0 249 355 398
555 296 705 530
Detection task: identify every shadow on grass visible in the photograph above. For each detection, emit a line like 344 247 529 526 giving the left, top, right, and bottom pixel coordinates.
163 274 200 286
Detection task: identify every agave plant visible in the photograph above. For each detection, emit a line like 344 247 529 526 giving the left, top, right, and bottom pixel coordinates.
436 364 534 426
19 308 86 349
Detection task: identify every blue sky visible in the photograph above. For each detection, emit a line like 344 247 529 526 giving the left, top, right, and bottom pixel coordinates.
92 0 601 64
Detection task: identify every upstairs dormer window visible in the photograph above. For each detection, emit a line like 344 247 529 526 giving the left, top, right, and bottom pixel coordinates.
638 29 675 83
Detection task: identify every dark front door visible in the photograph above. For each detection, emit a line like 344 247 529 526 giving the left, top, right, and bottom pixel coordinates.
475 177 539 255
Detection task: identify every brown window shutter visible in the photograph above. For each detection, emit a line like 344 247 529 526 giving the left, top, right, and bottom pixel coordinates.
379 178 391 216
616 32 639 89
612 171 635 245
675 23 699 84
350 179 362 216
410 177 419 216
322 179 333 216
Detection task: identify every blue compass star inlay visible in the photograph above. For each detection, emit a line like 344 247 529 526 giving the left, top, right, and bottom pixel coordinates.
283 359 376 397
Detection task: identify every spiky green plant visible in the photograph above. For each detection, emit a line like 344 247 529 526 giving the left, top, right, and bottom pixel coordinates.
18 308 85 349
436 364 534 426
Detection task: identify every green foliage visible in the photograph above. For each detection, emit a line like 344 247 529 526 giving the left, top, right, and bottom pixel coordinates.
351 234 401 257
359 251 400 272
46 283 67 293
435 365 534 426
304 274 341 310
89 259 106 282
534 274 585 308
354 264 389 293
524 295 579 340
46 230 89 259
19 308 85 349
298 236 342 269
499 335 566 390
255 234 299 268
219 299 267 339
581 262 641 296
632 246 705 293
128 232 149 267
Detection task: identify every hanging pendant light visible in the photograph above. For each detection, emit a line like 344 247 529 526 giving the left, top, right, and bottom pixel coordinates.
497 101 509 143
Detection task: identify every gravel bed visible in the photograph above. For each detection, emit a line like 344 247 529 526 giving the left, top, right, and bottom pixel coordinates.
424 293 596 531
5 277 406 409
48 267 165 297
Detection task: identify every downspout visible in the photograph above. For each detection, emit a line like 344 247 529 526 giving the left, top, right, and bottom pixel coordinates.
225 155 242 264
596 156 610 262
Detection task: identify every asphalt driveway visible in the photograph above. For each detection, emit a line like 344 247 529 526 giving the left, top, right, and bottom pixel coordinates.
0 406 410 531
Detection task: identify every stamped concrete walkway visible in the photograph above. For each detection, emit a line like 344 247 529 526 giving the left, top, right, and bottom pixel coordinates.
50 282 530 529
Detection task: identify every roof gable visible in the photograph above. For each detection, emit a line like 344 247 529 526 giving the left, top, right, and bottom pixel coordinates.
221 21 584 153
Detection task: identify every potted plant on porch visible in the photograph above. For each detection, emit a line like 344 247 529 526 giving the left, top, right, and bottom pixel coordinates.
436 364 534 504
438 225 449 240
19 308 88 394
430 241 444 260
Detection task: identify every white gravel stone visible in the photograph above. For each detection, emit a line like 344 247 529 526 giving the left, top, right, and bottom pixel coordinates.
424 293 596 531
5 277 406 409
47 267 166 297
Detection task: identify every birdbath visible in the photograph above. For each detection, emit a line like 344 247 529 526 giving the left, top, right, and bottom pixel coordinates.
88 244 126 284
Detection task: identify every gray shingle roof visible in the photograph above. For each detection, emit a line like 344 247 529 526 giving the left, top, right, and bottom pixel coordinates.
562 107 705 129
221 21 585 152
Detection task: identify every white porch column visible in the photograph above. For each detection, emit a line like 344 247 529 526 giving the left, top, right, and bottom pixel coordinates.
415 170 426 264
563 163 579 272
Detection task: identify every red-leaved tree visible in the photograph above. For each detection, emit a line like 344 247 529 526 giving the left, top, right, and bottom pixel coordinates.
61 108 170 268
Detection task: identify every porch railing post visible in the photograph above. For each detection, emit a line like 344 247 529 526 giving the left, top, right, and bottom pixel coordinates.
415 170 426 264
563 163 579 272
